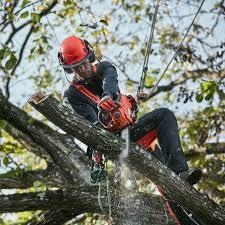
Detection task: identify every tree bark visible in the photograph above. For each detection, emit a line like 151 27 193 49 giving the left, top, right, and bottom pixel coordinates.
0 88 176 224
0 167 66 189
0 189 175 225
0 89 91 186
28 91 225 225
3 122 53 162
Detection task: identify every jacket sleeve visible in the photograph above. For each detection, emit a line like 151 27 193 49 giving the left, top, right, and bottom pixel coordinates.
64 87 98 123
100 61 119 99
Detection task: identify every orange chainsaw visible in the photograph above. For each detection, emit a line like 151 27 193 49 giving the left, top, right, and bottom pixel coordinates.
70 82 157 149
70 82 136 131
97 94 136 131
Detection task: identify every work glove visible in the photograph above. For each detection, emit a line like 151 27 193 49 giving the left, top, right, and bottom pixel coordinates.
97 95 120 112
137 91 149 102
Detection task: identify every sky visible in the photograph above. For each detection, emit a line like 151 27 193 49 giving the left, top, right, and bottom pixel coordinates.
1 0 224 112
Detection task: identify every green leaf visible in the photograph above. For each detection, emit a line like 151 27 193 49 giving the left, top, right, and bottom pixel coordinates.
31 13 40 23
21 0 30 8
102 27 109 36
28 117 35 125
205 92 213 101
200 81 213 92
33 25 40 33
113 0 119 4
217 89 225 99
126 79 134 87
196 93 203 102
135 15 141 22
37 5 46 11
99 19 109 26
5 54 17 70
3 156 10 166
57 13 64 19
20 11 29 18
0 49 5 59
64 0 73 6
145 76 156 86
1 48 11 59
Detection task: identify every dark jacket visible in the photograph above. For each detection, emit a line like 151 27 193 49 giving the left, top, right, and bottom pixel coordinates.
64 61 119 123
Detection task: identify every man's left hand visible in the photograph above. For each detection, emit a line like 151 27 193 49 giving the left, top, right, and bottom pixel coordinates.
97 95 120 112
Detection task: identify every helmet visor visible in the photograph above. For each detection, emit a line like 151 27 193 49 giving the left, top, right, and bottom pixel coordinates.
65 58 93 82
61 52 91 70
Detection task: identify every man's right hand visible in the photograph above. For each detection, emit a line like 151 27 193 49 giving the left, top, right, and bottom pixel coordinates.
137 92 149 102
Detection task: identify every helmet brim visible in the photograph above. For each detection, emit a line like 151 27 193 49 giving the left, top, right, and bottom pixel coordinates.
61 52 91 69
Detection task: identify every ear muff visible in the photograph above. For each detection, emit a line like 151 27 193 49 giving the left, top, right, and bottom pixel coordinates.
84 39 96 63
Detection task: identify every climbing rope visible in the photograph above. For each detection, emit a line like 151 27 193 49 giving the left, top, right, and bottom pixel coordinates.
97 160 112 218
149 0 206 96
137 0 161 96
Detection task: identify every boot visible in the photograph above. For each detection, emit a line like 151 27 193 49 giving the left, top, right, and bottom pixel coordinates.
179 168 202 185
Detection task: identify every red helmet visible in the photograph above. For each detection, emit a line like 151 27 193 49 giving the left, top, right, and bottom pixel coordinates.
59 36 90 67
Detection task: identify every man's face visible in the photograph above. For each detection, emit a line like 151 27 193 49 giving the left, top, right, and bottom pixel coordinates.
73 59 93 80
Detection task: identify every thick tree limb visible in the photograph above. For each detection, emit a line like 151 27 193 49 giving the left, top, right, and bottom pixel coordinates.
28 92 225 225
1 88 224 224
0 189 98 213
0 89 91 186
0 189 175 225
0 89 175 225
0 167 66 189
185 142 225 159
26 209 88 225
3 122 52 162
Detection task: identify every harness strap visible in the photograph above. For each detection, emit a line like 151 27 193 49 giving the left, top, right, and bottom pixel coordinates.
70 82 100 104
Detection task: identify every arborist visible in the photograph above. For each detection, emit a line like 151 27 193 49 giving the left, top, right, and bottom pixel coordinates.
58 35 202 186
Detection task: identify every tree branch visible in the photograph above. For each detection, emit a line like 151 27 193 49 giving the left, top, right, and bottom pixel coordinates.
5 25 34 99
148 68 224 98
0 167 66 189
28 92 225 225
3 121 52 162
3 0 58 99
4 0 57 45
0 89 91 186
26 209 88 225
185 142 225 159
0 189 98 213
0 189 175 225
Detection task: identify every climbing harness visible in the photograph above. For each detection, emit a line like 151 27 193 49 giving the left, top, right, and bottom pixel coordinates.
90 152 106 183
